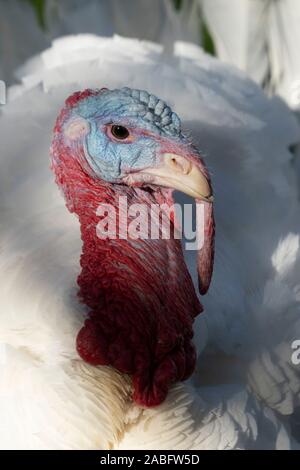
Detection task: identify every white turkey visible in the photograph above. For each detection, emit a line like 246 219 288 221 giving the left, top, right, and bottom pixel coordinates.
0 34 300 450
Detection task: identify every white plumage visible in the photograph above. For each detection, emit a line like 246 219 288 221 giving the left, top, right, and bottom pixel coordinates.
0 0 201 85
201 0 300 109
0 34 300 450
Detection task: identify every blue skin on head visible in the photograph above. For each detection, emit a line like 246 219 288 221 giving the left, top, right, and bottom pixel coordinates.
65 88 183 182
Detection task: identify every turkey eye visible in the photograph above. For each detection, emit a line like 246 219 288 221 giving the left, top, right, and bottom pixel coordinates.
111 125 130 140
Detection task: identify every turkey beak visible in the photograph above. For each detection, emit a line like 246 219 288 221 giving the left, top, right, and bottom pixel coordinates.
142 153 213 202
125 151 215 295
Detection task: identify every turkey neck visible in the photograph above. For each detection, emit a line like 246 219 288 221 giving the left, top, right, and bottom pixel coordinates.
51 144 201 406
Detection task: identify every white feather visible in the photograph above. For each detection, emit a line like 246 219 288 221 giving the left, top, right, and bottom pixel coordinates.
201 0 300 109
1 34 300 449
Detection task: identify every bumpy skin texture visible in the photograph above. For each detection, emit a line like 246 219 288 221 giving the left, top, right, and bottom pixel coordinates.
51 88 212 407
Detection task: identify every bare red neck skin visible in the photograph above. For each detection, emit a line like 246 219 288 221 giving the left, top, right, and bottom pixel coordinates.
51 99 202 407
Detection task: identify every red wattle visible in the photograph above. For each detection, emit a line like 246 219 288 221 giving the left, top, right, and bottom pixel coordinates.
51 92 203 407
197 200 215 295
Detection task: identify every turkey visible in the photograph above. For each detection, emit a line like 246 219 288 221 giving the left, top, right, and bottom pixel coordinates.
51 85 214 408
0 34 300 450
